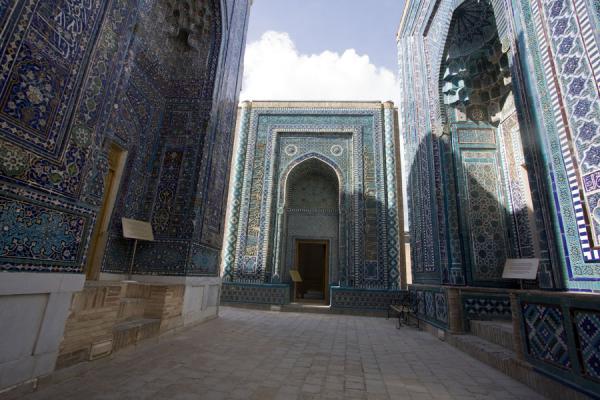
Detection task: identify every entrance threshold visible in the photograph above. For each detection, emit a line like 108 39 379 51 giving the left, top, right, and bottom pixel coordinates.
288 301 330 308
282 302 332 314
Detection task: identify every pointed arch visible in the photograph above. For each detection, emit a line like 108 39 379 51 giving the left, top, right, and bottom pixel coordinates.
279 153 344 210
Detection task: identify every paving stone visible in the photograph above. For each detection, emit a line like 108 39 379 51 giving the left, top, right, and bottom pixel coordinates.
13 307 547 400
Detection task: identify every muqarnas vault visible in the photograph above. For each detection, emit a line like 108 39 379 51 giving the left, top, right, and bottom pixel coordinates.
221 101 406 308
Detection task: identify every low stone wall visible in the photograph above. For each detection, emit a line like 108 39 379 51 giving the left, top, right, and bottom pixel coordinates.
409 284 600 398
221 283 404 311
515 291 600 398
330 287 403 310
57 282 123 368
221 282 290 304
56 276 221 371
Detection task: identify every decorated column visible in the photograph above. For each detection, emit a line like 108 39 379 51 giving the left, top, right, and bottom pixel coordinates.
221 101 252 281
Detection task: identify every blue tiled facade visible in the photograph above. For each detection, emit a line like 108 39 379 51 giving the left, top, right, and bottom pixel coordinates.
399 0 600 395
0 0 251 276
221 102 404 308
399 0 600 292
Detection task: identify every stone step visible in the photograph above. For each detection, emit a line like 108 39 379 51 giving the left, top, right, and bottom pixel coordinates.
117 297 147 321
447 334 589 400
469 319 514 351
112 318 160 352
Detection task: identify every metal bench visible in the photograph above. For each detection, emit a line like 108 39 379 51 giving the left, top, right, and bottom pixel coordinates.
387 291 419 329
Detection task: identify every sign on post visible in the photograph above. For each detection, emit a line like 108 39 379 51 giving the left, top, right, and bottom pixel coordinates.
121 218 154 280
289 270 302 282
502 258 539 280
290 270 302 302
122 218 154 241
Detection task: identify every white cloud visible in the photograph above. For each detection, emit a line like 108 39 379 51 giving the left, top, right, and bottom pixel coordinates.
240 31 400 104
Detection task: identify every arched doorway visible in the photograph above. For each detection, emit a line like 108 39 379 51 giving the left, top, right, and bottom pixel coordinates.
439 0 538 286
283 158 340 303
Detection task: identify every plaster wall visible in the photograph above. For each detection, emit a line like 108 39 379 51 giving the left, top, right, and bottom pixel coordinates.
0 273 84 389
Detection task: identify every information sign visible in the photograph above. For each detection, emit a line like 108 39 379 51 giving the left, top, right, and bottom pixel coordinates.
122 218 154 241
502 258 539 280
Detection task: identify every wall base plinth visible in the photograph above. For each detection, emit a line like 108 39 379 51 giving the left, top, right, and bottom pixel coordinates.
0 272 85 391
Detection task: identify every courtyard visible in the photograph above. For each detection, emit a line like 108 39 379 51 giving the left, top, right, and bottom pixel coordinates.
10 307 545 400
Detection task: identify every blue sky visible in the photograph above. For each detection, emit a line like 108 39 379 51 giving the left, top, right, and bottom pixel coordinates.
240 0 406 103
246 0 406 72
241 0 409 229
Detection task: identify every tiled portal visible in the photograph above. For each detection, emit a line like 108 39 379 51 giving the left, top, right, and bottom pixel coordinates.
15 307 545 400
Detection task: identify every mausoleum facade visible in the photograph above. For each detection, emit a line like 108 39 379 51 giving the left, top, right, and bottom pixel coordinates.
0 0 250 390
220 101 406 308
398 0 600 396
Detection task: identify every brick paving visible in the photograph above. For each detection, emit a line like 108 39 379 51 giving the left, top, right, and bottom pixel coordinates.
19 307 546 400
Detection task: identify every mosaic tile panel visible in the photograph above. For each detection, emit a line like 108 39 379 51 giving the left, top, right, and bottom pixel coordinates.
435 292 448 323
512 0 600 289
463 295 513 320
0 0 105 162
220 282 290 305
460 149 510 282
189 244 220 275
522 303 571 369
225 105 402 293
573 310 600 380
330 288 403 310
0 0 251 275
425 291 435 318
409 286 449 327
541 0 600 254
0 182 93 272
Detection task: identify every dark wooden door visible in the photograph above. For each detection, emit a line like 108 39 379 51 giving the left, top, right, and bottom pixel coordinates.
296 240 328 302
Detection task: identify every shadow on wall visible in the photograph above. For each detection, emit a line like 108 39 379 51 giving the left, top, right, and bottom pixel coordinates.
407 127 549 288
405 0 557 289
230 147 405 291
93 0 230 278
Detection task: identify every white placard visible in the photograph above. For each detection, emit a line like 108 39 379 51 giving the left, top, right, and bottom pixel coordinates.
121 218 154 241
502 258 539 280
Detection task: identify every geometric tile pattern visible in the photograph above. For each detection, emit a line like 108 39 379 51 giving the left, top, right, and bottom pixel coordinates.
516 0 600 288
383 106 402 289
463 295 512 320
223 103 404 298
220 282 290 305
331 288 403 310
398 0 547 288
425 291 435 318
522 303 571 369
435 292 448 323
540 0 600 260
459 148 510 283
573 310 600 380
409 287 448 328
0 0 251 276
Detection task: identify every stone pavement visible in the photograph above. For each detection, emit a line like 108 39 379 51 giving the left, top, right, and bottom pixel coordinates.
18 307 546 400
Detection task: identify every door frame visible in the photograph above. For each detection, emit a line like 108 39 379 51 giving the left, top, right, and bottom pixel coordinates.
294 239 329 304
85 143 128 280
